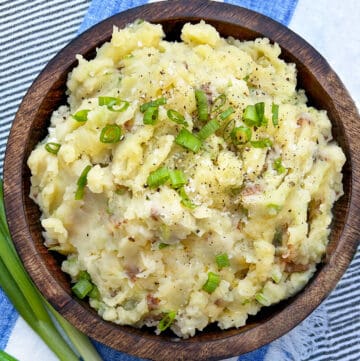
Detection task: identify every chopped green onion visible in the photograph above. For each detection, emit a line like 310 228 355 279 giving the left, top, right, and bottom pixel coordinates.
72 279 93 299
216 253 230 269
158 311 176 332
222 119 235 141
271 269 282 284
211 94 226 113
250 138 273 148
140 97 167 113
167 109 188 126
98 96 130 112
267 203 282 216
159 243 169 249
255 102 266 125
197 119 220 140
243 74 250 82
175 128 202 153
243 105 259 126
160 224 171 241
72 109 90 122
169 169 187 189
273 157 286 174
230 126 252 145
272 103 279 126
202 272 220 293
195 89 209 121
143 106 159 125
98 97 130 112
78 270 91 281
178 187 196 209
147 167 170 188
75 165 92 200
89 285 100 300
45 142 61 155
255 292 269 306
219 107 235 120
100 124 122 143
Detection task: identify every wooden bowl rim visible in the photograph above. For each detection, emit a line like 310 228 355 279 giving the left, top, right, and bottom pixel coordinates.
3 1 360 360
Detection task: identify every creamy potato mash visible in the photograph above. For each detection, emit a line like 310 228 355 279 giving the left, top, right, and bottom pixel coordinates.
28 21 345 338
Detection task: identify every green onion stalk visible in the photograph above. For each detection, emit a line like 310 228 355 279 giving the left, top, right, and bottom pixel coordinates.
0 180 102 361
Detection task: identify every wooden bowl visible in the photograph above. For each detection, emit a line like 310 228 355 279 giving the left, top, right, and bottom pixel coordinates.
3 1 360 360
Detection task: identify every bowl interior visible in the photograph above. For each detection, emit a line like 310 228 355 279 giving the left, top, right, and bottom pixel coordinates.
4 1 359 360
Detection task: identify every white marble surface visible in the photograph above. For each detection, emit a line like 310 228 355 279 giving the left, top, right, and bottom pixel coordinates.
290 0 360 108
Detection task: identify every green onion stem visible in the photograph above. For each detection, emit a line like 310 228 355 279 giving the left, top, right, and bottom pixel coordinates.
140 97 166 113
195 89 209 121
197 119 220 140
158 311 176 332
98 97 129 112
219 107 234 120
45 142 61 155
211 94 226 113
143 106 159 125
175 128 202 153
72 109 90 122
0 350 19 361
100 124 122 143
0 180 102 361
230 126 252 145
167 109 187 126
272 103 279 126
169 170 187 189
147 167 170 188
202 272 220 293
48 305 102 361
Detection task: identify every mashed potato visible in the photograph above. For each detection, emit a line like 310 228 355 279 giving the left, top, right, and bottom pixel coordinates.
28 21 345 338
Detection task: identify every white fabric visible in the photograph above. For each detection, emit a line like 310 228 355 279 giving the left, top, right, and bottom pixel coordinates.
2 0 359 360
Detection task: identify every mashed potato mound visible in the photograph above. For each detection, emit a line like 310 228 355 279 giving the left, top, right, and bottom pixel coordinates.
28 21 345 338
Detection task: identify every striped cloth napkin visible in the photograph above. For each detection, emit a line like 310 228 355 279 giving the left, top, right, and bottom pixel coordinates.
0 1 359 360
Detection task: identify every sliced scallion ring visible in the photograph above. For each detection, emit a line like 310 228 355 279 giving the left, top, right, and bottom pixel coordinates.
45 142 61 155
98 96 130 112
175 128 202 153
140 97 167 113
230 126 252 145
158 311 176 332
147 167 170 188
169 170 187 189
72 279 93 299
100 124 122 143
211 93 226 113
167 109 188 126
72 109 90 122
273 157 286 174
143 106 159 125
202 272 220 293
219 107 235 120
250 138 273 148
243 104 259 126
215 253 230 269
197 119 220 140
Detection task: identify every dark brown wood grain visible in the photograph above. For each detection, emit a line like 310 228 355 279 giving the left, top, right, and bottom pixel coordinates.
3 1 360 360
